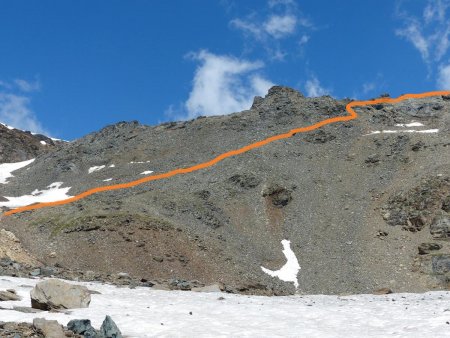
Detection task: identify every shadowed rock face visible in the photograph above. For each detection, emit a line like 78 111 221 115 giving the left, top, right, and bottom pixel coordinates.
0 124 59 163
1 86 450 295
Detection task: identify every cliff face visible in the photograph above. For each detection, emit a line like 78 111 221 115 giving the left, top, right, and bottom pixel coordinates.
1 87 449 295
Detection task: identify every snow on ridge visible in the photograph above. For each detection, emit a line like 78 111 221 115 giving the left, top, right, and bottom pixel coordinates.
366 129 439 135
140 171 153 175
0 182 72 209
0 122 15 130
395 121 425 127
261 239 300 289
88 165 106 174
0 159 35 184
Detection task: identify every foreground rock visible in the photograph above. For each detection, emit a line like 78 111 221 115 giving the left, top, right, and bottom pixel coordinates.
0 289 21 301
68 316 123 338
33 318 66 338
30 279 91 310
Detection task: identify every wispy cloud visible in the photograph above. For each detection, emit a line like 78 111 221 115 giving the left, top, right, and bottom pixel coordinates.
14 78 41 93
0 93 46 133
396 0 450 88
396 0 450 64
304 75 330 97
264 15 297 38
0 78 46 134
437 64 450 89
173 50 274 120
230 0 313 60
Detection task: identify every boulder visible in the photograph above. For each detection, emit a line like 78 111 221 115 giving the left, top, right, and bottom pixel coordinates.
99 315 123 338
33 318 65 338
432 255 450 275
67 319 97 337
430 215 450 239
418 242 442 255
0 289 21 301
30 279 91 310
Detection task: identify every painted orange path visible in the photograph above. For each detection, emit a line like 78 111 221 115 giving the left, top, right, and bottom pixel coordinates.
2 90 449 218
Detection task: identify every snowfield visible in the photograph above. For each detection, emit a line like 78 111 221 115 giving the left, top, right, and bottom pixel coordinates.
0 276 450 337
0 159 35 184
0 182 72 208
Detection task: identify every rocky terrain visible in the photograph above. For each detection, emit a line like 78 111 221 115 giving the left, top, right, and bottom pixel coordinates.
0 86 449 296
0 123 60 163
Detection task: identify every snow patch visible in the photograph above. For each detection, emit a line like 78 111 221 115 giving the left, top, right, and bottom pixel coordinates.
0 159 35 184
261 239 300 289
103 178 113 182
40 140 47 145
130 161 151 164
109 164 115 168
395 122 425 127
140 171 153 175
88 165 105 174
366 129 439 135
0 182 72 208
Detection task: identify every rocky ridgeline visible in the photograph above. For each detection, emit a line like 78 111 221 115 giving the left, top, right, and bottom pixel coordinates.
0 123 60 163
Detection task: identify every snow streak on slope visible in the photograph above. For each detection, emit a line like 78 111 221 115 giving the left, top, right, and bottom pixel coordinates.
261 239 301 288
0 159 35 184
1 277 450 338
0 182 72 208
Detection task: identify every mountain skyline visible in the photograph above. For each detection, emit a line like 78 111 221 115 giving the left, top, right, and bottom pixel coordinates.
1 0 449 140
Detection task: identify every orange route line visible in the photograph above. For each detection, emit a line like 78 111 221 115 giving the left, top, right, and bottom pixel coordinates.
2 90 449 217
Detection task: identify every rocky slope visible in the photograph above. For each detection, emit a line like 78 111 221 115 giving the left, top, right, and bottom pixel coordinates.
0 86 449 295
0 123 59 163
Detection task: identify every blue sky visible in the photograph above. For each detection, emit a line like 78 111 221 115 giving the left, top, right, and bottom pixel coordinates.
0 0 449 140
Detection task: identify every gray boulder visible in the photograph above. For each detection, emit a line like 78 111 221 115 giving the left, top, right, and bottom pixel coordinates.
430 215 450 238
100 315 123 338
30 279 91 310
67 319 98 337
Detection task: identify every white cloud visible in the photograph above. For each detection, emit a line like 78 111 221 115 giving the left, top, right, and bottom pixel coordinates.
362 82 376 95
230 0 312 59
264 15 297 38
230 18 263 39
424 0 450 23
437 64 450 89
184 51 274 119
0 92 46 134
305 75 329 97
268 0 295 7
396 21 430 62
14 78 41 93
396 0 450 63
299 34 310 46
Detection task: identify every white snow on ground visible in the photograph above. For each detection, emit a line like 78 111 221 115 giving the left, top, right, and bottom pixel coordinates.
0 277 450 338
366 129 439 135
103 178 113 182
40 140 47 145
0 182 72 208
0 122 15 130
130 161 151 164
395 122 425 127
109 164 115 168
140 170 154 175
261 239 300 288
0 159 35 184
88 165 105 174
